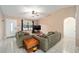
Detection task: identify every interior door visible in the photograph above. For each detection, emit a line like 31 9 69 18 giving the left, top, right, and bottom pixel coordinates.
5 19 17 38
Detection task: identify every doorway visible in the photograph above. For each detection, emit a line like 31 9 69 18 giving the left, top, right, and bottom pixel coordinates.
63 17 76 52
5 19 17 38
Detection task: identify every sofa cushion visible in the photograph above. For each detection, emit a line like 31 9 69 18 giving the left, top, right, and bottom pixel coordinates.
39 34 48 38
47 32 55 36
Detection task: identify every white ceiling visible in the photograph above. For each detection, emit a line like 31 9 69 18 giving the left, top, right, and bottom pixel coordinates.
0 5 74 20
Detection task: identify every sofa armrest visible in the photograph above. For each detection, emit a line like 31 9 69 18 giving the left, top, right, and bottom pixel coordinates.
33 35 49 51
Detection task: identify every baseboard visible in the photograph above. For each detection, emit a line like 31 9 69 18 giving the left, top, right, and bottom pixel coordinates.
6 36 15 39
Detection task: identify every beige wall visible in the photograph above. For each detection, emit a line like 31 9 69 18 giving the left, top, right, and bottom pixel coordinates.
76 6 79 47
0 17 3 39
39 6 76 37
0 12 4 40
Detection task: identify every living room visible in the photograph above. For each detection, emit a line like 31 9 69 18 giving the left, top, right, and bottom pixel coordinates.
0 5 79 53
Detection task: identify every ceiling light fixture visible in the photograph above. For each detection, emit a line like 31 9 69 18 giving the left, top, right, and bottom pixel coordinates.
32 10 39 16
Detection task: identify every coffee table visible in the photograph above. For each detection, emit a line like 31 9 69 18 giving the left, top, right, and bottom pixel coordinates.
23 37 39 53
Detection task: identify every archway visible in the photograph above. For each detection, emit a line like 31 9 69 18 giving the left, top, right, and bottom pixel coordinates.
63 17 76 52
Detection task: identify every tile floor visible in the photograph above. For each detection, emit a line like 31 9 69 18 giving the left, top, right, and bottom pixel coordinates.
0 37 78 53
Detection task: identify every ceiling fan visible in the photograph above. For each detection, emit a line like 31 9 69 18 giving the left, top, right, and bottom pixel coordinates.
20 10 46 15
31 10 39 16
20 10 51 18
32 10 36 14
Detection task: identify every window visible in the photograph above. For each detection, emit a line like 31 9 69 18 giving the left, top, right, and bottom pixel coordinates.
11 23 14 32
23 20 32 31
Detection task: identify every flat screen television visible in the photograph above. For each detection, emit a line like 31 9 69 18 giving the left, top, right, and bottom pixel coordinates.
33 25 41 30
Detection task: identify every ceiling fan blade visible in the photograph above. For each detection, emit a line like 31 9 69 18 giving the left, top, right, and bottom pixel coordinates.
19 12 29 14
36 11 46 15
38 13 47 15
